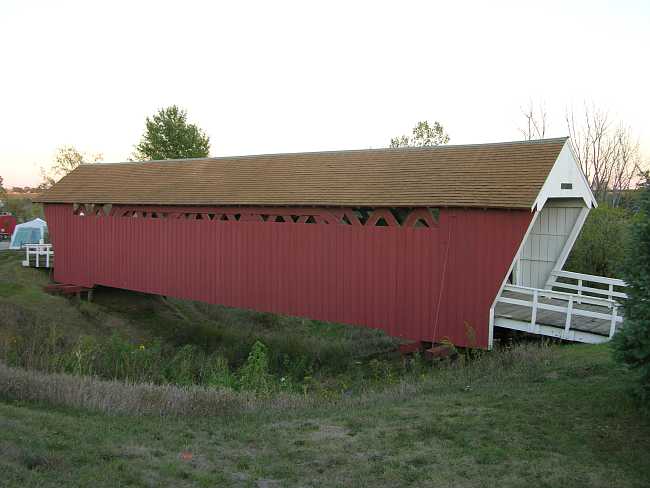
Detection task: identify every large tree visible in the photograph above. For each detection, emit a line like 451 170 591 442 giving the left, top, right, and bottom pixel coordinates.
40 146 102 189
613 173 650 403
390 120 450 148
133 106 210 161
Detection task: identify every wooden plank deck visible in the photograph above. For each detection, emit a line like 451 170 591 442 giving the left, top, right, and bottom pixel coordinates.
495 289 613 337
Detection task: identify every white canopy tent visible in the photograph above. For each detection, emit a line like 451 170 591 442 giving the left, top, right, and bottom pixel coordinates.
10 218 48 250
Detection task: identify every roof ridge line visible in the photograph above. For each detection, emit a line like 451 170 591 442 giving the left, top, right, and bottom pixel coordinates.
82 137 569 166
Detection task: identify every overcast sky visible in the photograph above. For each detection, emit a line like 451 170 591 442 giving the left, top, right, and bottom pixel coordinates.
1 0 648 187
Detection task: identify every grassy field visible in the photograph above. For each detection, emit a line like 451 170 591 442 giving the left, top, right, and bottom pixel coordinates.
1 251 650 487
1 346 649 487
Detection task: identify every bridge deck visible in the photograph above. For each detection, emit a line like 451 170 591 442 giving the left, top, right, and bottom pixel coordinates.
493 279 624 344
495 289 612 337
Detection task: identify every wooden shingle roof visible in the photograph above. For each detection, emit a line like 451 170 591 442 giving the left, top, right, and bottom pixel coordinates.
35 138 568 209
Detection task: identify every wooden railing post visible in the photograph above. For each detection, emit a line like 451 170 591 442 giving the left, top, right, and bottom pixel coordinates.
609 306 618 338
564 296 574 336
577 279 583 304
531 289 538 332
608 283 614 302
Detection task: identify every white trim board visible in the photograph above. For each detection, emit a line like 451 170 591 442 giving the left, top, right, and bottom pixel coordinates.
533 141 597 211
494 317 611 344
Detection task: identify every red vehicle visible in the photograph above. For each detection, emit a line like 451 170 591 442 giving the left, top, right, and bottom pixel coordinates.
0 213 16 240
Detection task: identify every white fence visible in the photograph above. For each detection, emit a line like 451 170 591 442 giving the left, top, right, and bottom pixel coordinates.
494 275 627 344
22 243 54 268
546 269 627 303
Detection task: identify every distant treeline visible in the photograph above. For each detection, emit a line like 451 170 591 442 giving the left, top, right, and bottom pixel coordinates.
2 194 43 223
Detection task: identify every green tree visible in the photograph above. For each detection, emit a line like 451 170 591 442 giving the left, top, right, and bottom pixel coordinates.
613 175 650 402
390 120 450 148
40 146 102 189
133 106 210 161
565 205 633 277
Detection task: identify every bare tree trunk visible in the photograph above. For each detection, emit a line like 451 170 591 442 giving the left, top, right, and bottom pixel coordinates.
519 101 547 140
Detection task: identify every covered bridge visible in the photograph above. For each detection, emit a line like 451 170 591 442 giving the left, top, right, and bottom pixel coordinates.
36 138 626 348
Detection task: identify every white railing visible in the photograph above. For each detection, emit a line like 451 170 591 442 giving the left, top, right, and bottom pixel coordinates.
546 269 627 303
22 243 54 268
497 284 623 340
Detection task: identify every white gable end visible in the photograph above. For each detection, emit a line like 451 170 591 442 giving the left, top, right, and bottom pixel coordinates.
533 141 596 211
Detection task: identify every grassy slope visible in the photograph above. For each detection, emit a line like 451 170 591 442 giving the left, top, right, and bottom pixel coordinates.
1 346 649 487
1 251 650 486
0 250 398 384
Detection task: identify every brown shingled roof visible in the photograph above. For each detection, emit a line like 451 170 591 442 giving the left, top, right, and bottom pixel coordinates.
35 138 568 209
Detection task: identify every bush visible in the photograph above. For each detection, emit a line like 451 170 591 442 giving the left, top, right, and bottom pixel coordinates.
238 341 274 395
613 178 650 403
566 205 633 277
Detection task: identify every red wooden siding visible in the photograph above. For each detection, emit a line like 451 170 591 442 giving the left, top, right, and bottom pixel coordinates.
44 204 532 348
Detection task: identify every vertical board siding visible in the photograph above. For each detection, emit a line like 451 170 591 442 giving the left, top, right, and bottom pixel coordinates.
520 205 582 288
45 204 532 348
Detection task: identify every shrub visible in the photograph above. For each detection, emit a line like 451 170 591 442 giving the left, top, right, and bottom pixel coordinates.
201 354 236 389
613 177 650 403
165 344 200 385
238 341 274 395
566 205 633 277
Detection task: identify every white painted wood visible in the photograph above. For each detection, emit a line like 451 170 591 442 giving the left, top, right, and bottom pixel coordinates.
547 206 590 286
503 284 615 307
519 202 584 289
547 270 628 301
533 141 597 211
609 307 618 338
548 281 627 300
497 294 622 322
23 244 54 269
551 269 627 287
531 289 538 329
495 284 624 344
565 297 573 332
488 305 495 350
494 317 612 344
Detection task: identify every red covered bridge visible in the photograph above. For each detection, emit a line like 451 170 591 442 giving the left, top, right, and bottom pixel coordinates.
36 138 626 348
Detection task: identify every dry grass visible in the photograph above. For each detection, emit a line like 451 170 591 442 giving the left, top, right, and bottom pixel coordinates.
0 342 555 417
0 362 320 416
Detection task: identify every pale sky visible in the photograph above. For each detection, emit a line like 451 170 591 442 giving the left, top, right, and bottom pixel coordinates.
1 0 648 187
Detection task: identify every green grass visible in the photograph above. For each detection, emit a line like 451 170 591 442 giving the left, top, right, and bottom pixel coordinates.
1 345 649 487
